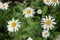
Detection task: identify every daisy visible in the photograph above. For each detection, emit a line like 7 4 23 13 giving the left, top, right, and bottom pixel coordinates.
23 7 35 18
27 37 33 40
0 1 3 9
1 3 9 10
37 9 42 14
42 30 50 38
41 15 56 30
7 19 21 32
51 0 59 6
43 0 52 6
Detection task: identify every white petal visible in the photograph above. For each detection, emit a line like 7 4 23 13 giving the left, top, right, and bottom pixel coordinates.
30 15 33 17
51 24 54 28
42 18 46 22
50 26 53 30
27 37 33 40
12 19 15 21
24 14 30 18
8 27 14 32
49 15 51 20
42 25 47 29
14 27 18 32
15 19 19 22
46 16 48 19
52 22 56 24
51 19 55 21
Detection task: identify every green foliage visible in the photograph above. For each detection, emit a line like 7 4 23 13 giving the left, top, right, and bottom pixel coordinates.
42 6 48 17
0 0 60 40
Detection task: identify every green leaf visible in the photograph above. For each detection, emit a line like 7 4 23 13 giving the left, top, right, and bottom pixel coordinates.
17 5 24 12
42 6 48 17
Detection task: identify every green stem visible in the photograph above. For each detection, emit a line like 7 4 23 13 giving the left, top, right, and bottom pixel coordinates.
44 38 47 40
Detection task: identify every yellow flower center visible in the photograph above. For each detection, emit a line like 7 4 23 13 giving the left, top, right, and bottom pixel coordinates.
45 32 48 35
45 20 51 26
46 0 50 2
52 0 57 3
2 4 6 8
26 9 31 14
11 22 16 27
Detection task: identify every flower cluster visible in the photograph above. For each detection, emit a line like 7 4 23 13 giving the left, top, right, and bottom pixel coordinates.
0 1 9 10
23 7 42 18
41 15 56 38
0 0 59 40
6 7 56 39
43 0 59 6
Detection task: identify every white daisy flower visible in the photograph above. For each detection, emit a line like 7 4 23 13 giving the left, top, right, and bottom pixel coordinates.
1 3 9 10
0 1 3 9
43 0 52 6
27 37 33 40
41 15 56 30
23 7 35 18
7 19 21 32
51 0 59 6
42 30 50 38
37 9 42 14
